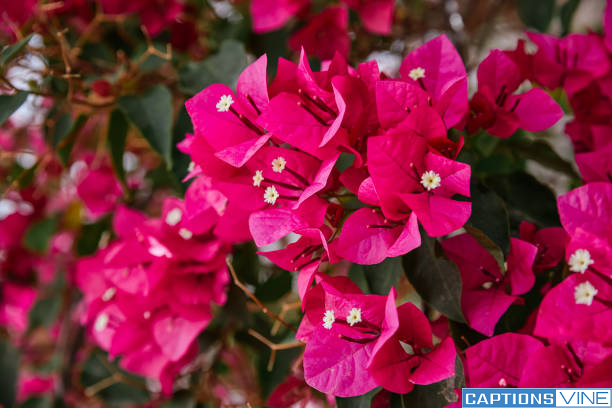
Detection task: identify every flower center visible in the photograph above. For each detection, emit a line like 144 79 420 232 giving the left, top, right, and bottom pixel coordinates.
165 208 182 226
568 249 594 273
271 156 287 173
346 308 362 326
216 94 234 112
252 170 264 187
102 287 116 302
574 281 597 306
420 170 441 191
179 228 193 240
408 67 426 81
263 186 280 205
322 310 335 329
94 313 109 332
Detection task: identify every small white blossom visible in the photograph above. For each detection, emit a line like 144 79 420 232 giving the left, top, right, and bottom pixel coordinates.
400 340 415 355
481 281 494 290
498 378 508 387
165 208 182 226
264 186 279 205
102 287 116 302
253 170 264 187
216 94 234 112
568 249 594 273
271 156 287 173
187 161 195 172
144 311 151 319
408 67 426 81
420 170 441 191
94 313 109 332
575 281 597 306
322 310 335 329
346 308 362 326
179 228 193 240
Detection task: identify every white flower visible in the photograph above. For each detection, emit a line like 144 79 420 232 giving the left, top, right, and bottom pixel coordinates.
420 170 441 191
94 313 109 332
568 249 594 273
253 170 264 187
264 186 279 205
271 156 287 173
346 308 362 326
144 311 151 319
400 340 415 355
481 281 494 290
165 208 182 226
408 67 426 81
216 94 234 112
187 161 195 172
498 378 507 387
102 287 116 302
574 281 597 306
322 310 335 329
179 228 193 240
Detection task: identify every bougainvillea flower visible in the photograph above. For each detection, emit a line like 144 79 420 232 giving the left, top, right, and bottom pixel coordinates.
99 0 183 36
288 6 350 60
0 283 37 334
534 272 612 346
575 144 612 183
527 31 611 91
367 289 456 393
557 182 612 241
442 234 537 336
76 166 122 220
466 50 563 138
399 35 468 129
341 0 393 34
464 333 543 388
250 0 309 33
298 276 386 396
519 221 567 272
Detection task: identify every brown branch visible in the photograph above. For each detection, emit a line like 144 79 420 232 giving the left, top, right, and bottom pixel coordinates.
271 301 301 336
226 257 297 333
248 329 303 371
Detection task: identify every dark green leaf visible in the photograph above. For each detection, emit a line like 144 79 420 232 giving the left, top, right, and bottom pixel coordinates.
517 0 555 32
468 180 510 257
0 34 34 67
51 112 73 147
159 391 196 408
76 217 110 256
506 138 580 179
397 357 464 408
57 114 88 166
402 231 465 323
349 257 403 295
28 295 62 330
488 171 560 227
560 0 581 36
474 154 521 175
232 243 260 286
337 388 381 408
0 340 19 408
24 216 58 254
172 106 194 187
20 397 53 408
107 109 129 187
178 40 248 94
0 92 27 126
255 270 293 302
119 85 173 167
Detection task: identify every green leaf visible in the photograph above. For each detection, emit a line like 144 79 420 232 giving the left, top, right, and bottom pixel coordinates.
337 387 381 408
0 92 27 126
57 114 89 166
76 216 110 256
0 34 34 67
402 231 465 323
51 112 73 147
107 109 129 187
464 225 505 274
395 357 464 408
28 295 62 331
349 257 403 295
23 216 58 254
20 397 53 408
178 40 248 95
517 0 555 32
506 138 580 179
172 106 194 187
119 85 173 168
560 0 581 36
0 340 19 408
467 180 510 257
254 270 293 302
159 391 196 408
489 171 560 227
